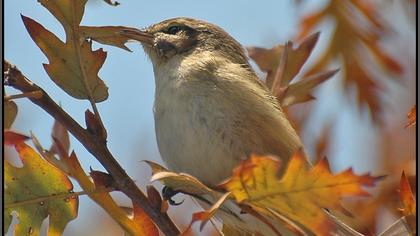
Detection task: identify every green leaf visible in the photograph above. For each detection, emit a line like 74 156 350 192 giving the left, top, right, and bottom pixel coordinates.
5 143 78 235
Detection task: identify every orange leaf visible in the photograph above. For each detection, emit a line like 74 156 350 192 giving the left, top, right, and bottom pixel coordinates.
296 0 403 121
133 201 159 236
4 130 30 146
220 150 382 235
183 192 231 234
399 171 416 216
405 106 416 128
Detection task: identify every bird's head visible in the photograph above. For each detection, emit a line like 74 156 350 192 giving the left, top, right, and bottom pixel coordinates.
121 17 250 68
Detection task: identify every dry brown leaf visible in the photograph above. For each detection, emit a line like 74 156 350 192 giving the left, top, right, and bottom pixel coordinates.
248 32 336 107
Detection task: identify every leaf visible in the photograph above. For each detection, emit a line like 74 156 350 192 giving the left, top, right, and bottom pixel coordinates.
248 32 336 107
146 185 165 212
21 13 109 102
405 106 416 128
399 171 416 216
5 100 18 129
184 192 231 233
4 143 78 235
78 26 137 51
151 171 215 197
221 224 250 236
280 69 338 107
248 32 319 88
4 130 30 146
34 134 158 236
296 0 403 121
219 150 382 235
50 120 70 156
378 215 416 236
131 201 159 236
145 160 220 197
90 169 115 188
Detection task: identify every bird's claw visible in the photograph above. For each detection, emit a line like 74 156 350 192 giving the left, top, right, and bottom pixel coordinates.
162 186 184 206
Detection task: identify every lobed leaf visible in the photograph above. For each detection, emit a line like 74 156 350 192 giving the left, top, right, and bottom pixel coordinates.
220 150 382 235
296 0 403 121
22 15 108 102
4 143 78 235
248 32 335 107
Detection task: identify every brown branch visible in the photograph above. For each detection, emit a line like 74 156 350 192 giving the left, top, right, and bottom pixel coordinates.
3 60 180 236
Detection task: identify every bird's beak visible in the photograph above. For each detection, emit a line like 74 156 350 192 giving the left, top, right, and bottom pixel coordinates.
120 28 154 46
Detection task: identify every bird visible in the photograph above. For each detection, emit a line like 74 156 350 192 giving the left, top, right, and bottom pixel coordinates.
121 17 306 235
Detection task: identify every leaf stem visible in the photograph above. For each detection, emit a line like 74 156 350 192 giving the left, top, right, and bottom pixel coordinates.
5 187 114 209
70 18 106 139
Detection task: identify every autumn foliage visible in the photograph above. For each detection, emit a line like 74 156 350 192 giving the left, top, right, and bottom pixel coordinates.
4 0 416 236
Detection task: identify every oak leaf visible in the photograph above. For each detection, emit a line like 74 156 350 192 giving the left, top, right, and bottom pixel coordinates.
248 32 337 107
296 0 403 121
4 142 78 235
22 15 108 102
219 150 382 235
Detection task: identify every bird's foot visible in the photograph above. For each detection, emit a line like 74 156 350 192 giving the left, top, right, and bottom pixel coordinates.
162 186 184 206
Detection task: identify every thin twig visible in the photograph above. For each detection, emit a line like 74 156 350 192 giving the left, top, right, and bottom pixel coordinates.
71 26 106 139
4 91 43 101
4 60 180 236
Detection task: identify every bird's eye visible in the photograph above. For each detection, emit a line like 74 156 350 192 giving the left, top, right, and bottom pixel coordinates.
166 25 181 35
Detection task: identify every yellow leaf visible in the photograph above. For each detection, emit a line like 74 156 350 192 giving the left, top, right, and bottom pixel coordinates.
5 143 78 235
220 150 382 235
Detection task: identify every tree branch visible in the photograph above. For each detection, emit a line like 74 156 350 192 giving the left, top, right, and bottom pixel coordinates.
4 60 180 236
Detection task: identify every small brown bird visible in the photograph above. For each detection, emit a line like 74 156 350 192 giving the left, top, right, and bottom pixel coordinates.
122 17 305 235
